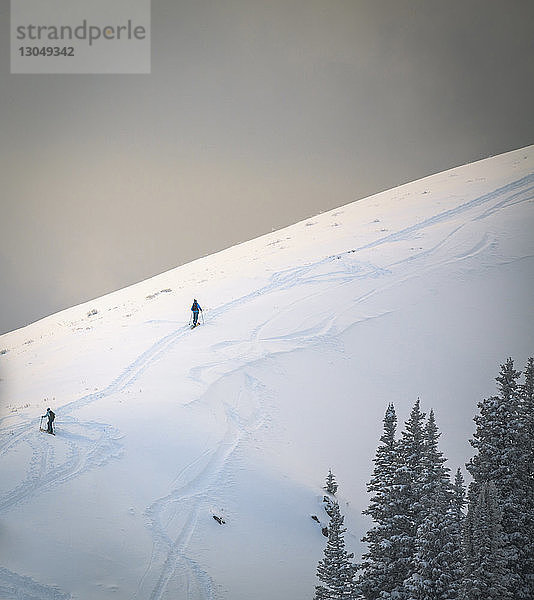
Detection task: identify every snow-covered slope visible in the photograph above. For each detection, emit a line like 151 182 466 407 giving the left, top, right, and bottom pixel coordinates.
1 147 533 600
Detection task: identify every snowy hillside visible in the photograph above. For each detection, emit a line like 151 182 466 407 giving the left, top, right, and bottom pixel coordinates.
1 146 533 600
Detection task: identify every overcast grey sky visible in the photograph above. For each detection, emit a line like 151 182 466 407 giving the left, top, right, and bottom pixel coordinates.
1 1 533 335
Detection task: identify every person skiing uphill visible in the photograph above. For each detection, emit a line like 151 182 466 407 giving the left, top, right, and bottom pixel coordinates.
42 407 55 434
191 299 202 327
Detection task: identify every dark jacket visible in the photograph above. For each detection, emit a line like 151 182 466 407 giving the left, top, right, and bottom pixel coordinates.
43 408 55 422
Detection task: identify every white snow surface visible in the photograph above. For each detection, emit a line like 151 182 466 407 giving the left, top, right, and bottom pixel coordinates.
1 146 533 599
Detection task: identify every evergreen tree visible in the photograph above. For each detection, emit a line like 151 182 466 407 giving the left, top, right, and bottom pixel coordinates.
392 399 427 599
399 398 426 485
360 404 400 599
360 400 427 600
467 358 522 496
315 500 357 600
466 357 529 597
451 469 466 527
404 411 460 600
519 357 534 596
325 469 339 496
519 358 534 489
520 356 534 407
461 481 512 599
419 410 451 507
496 357 522 402
449 469 466 598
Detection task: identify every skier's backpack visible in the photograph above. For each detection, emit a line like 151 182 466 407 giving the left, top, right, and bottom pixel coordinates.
49 410 55 422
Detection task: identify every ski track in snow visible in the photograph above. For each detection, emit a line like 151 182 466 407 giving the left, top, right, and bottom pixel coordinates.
0 172 532 599
352 174 534 254
139 373 267 600
0 567 72 600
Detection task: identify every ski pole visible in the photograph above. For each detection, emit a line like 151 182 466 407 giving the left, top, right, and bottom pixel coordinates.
201 310 205 324
40 415 43 430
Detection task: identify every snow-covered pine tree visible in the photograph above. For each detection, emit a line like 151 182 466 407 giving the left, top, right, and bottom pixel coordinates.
323 470 339 519
466 357 529 597
519 357 534 596
360 404 400 599
315 500 358 600
451 469 466 528
520 357 534 409
391 398 427 600
325 469 339 496
521 358 534 466
403 410 460 600
449 468 466 598
460 481 513 599
360 400 427 600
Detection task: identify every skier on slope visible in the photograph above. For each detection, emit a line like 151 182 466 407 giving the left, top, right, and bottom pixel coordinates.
42 407 55 434
191 299 202 327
